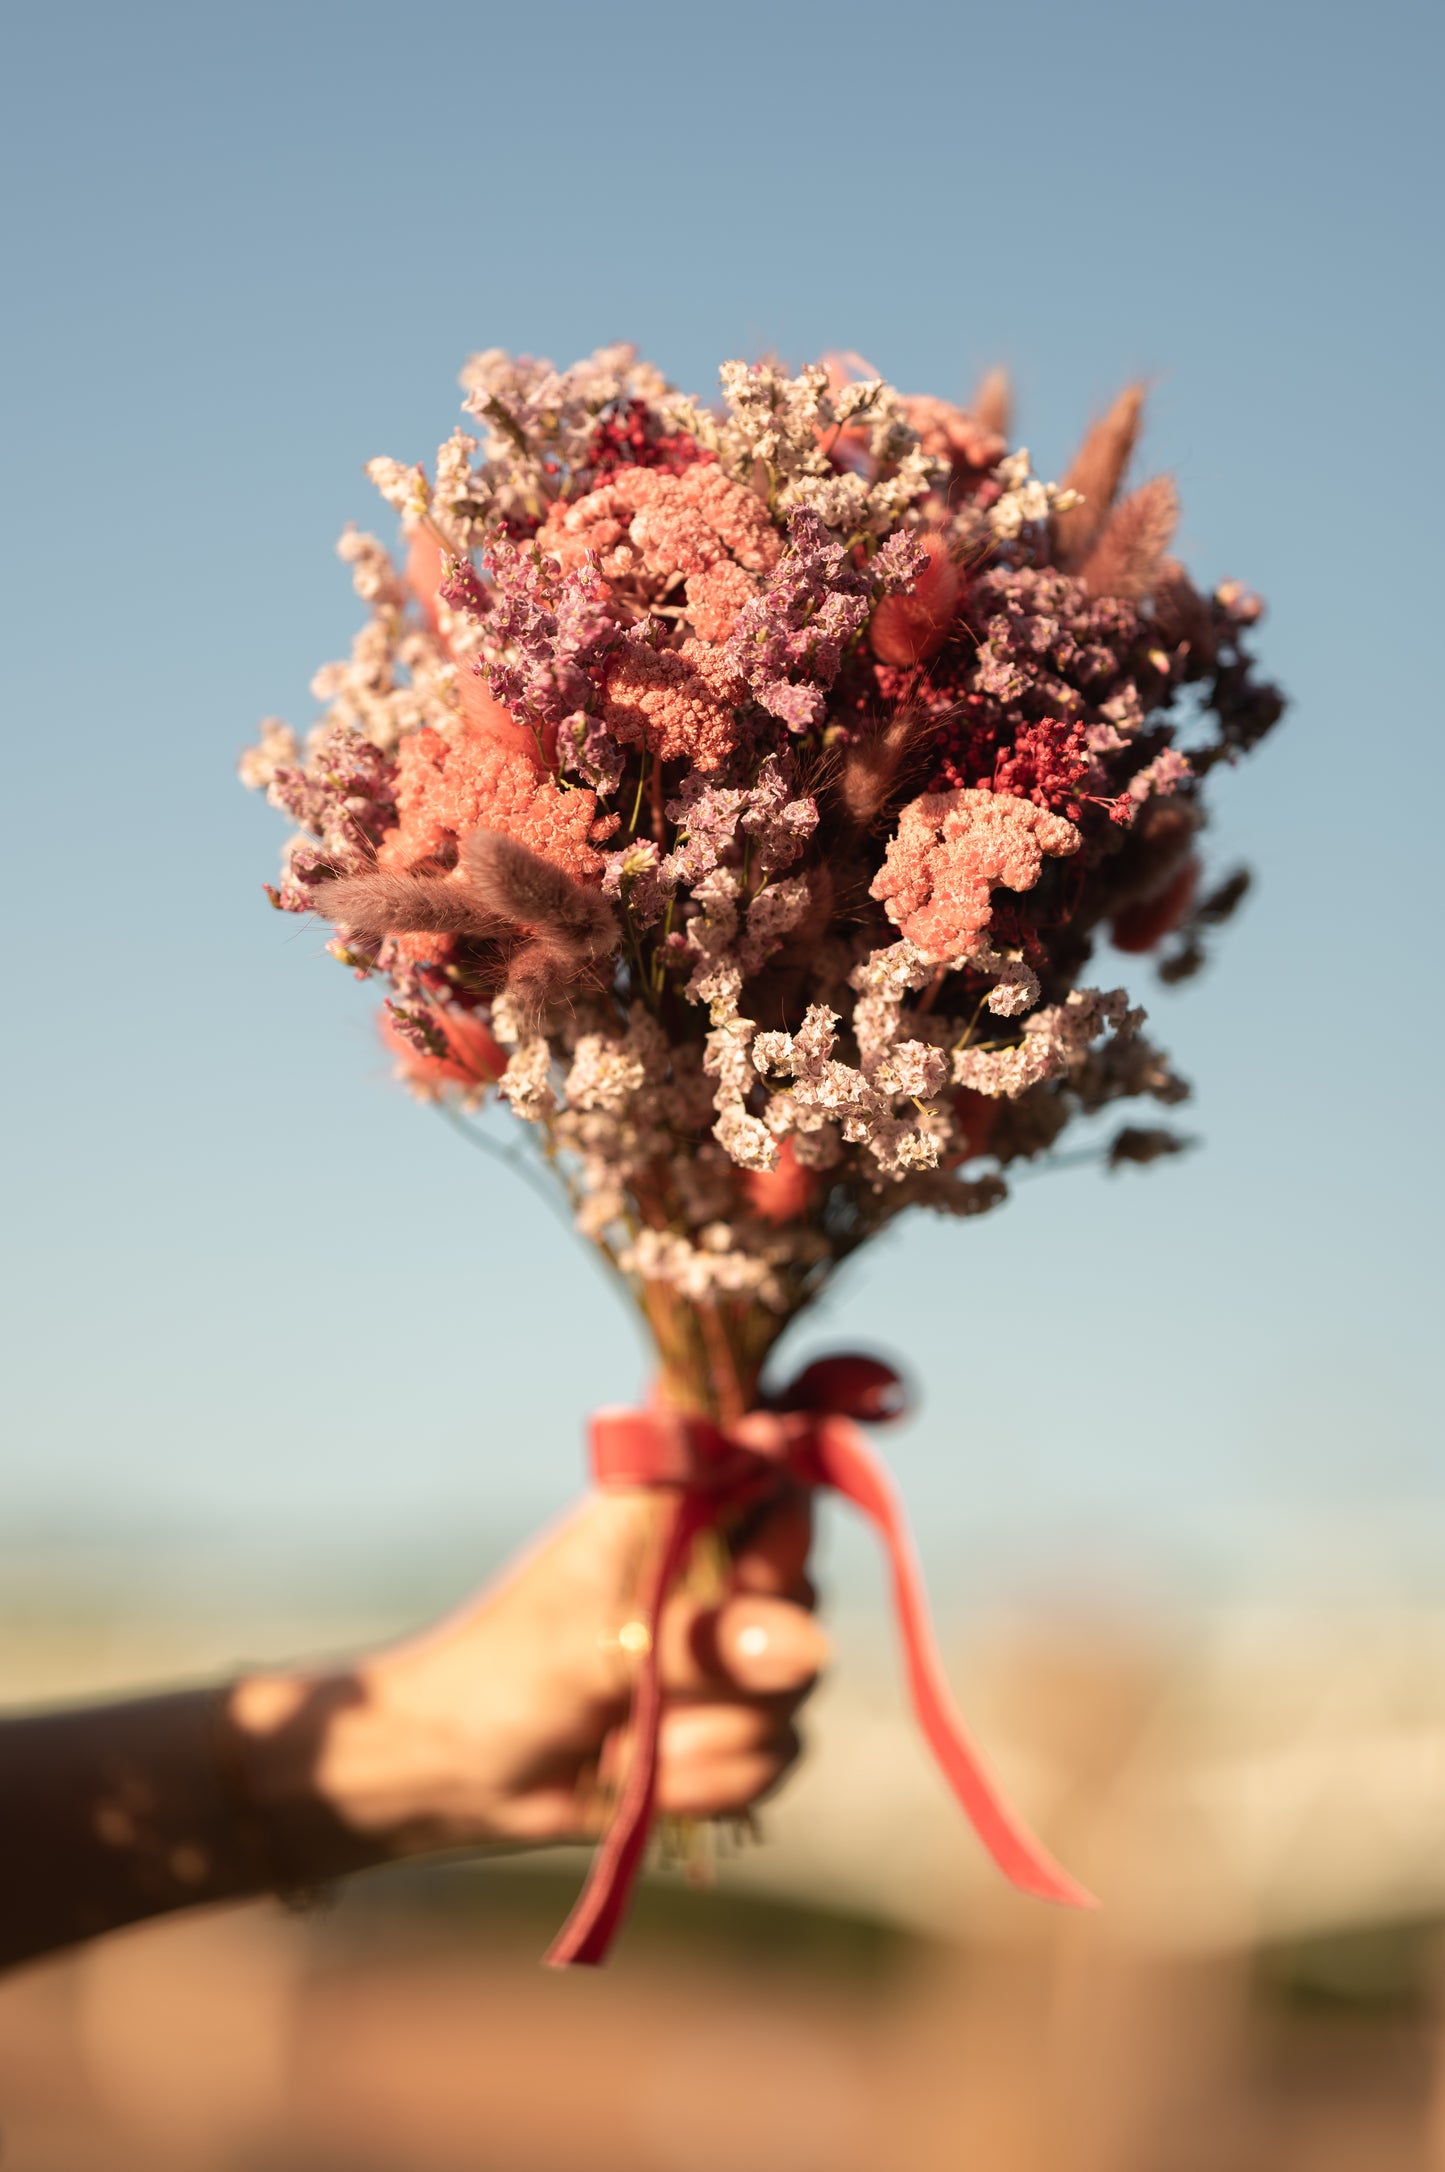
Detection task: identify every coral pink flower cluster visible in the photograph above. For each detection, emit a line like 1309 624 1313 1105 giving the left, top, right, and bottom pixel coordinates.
538 462 780 642
243 343 1281 1386
871 790 1081 962
381 724 606 884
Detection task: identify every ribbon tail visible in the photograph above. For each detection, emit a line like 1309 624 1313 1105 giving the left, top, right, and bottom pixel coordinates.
544 1492 710 1968
812 1418 1096 1911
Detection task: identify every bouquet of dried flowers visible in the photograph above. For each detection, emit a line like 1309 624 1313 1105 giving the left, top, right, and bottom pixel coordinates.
243 345 1282 1960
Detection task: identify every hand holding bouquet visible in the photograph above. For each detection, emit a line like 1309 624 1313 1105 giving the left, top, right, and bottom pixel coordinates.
243 345 1282 1961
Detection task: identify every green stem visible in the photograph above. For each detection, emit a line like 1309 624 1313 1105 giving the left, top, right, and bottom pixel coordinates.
627 754 649 838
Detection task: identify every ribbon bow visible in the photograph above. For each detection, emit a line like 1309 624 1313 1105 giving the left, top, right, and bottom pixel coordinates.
546 1353 1093 1968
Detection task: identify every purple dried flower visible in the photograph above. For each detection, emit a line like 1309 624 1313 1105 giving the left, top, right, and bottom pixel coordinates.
482 536 623 734
600 838 673 929
384 998 451 1061
558 707 626 794
738 752 818 873
664 774 751 884
724 510 925 731
437 553 491 618
263 727 398 904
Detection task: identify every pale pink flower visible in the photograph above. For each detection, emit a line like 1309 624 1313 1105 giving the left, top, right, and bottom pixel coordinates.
537 463 780 643
1127 746 1193 803
871 789 1080 961
377 721 604 881
600 639 746 771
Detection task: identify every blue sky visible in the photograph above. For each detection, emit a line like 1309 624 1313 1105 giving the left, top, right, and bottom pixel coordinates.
2 0 1441 1615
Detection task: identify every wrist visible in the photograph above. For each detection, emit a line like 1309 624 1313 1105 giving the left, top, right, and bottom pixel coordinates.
228 1651 507 1872
225 1666 436 1880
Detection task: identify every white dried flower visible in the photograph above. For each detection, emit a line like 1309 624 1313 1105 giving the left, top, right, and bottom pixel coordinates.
683 866 745 1021
952 987 1140 1100
711 361 940 537
336 526 408 612
429 429 485 549
752 1001 939 1182
618 1225 788 1311
564 1033 647 1116
987 449 1080 541
237 717 298 790
365 458 430 525
705 1014 776 1171
713 1101 777 1171
870 1041 948 1098
575 1183 628 1240
489 991 528 1048
968 949 1042 1016
741 873 812 975
498 1037 555 1122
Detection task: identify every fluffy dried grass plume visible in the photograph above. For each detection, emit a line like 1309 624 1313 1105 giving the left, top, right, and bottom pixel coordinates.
462 829 619 1014
313 867 504 944
971 365 1012 440
868 527 961 666
1052 382 1147 570
838 708 933 830
1079 476 1180 601
460 830 617 962
314 832 619 1013
1151 558 1217 663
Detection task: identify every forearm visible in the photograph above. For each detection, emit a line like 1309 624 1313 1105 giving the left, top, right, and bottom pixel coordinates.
0 1688 266 1970
0 1673 405 1974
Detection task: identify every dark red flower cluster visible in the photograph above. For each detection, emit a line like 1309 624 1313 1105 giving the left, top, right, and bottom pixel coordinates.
582 398 713 482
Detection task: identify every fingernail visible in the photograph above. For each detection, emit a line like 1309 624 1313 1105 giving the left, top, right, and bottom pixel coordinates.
728 1604 830 1690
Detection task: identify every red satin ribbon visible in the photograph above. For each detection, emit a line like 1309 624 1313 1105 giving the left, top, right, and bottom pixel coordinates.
545 1353 1094 1969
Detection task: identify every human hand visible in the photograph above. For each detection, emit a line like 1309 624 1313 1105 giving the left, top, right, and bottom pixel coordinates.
231 1486 827 1869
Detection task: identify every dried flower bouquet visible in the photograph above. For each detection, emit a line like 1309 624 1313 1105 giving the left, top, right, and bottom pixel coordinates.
243 345 1282 1958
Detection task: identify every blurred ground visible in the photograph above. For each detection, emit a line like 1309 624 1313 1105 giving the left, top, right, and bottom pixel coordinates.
6 1597 1445 2169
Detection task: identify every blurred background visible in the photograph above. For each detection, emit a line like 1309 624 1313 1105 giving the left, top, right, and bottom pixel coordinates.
2 0 1443 2164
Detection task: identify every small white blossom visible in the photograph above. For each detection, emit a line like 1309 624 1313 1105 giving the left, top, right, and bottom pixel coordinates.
741 873 812 975
564 1033 647 1116
952 987 1141 1100
987 449 1080 540
365 458 430 524
498 1037 555 1123
237 716 298 790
